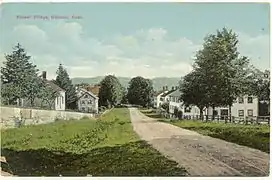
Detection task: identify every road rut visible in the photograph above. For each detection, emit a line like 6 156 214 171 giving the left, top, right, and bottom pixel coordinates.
129 108 270 176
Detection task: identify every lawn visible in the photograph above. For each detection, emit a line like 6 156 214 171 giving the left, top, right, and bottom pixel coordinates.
1 108 187 176
140 109 270 153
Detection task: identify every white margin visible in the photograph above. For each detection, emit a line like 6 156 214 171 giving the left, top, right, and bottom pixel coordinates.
0 0 271 179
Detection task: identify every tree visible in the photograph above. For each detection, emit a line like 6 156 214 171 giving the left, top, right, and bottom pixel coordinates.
40 84 60 109
161 102 170 113
127 76 154 107
180 70 209 120
247 67 270 103
121 86 128 104
98 75 123 107
1 43 41 106
54 64 77 109
193 28 250 120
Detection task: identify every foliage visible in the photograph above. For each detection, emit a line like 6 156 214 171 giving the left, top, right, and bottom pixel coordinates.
173 107 179 117
98 75 123 108
180 28 251 119
120 86 128 104
127 76 154 107
166 120 269 153
161 102 169 113
180 70 209 118
247 67 270 104
54 64 77 109
1 108 187 176
40 84 60 109
1 43 41 106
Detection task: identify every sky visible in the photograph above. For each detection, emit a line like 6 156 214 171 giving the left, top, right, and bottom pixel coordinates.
0 2 270 79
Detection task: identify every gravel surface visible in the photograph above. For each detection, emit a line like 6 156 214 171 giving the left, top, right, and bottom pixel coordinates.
129 108 270 177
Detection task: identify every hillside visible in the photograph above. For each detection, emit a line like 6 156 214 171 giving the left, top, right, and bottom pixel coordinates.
72 76 182 91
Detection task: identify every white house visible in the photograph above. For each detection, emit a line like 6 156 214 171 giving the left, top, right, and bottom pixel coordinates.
153 90 167 108
168 89 200 118
44 79 66 111
19 71 66 111
205 95 259 118
76 88 99 113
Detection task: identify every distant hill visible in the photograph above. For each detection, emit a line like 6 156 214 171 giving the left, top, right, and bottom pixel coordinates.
71 76 182 91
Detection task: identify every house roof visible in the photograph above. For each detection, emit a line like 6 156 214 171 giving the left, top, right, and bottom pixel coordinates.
168 89 182 97
78 88 99 99
44 80 65 92
86 85 100 96
161 89 176 97
154 90 166 97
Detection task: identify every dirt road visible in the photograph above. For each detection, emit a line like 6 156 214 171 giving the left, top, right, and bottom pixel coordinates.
129 108 270 176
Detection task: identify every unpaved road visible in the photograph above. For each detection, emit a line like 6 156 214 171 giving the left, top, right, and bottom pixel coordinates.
129 108 270 177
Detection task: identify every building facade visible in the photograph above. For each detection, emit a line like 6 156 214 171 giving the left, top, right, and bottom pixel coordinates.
76 88 99 113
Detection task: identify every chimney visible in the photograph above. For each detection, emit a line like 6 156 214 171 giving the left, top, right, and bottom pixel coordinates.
166 86 168 90
42 71 46 79
162 86 165 91
172 86 174 90
175 86 178 90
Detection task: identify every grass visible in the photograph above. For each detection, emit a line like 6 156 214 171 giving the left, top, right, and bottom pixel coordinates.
1 108 187 176
140 109 270 153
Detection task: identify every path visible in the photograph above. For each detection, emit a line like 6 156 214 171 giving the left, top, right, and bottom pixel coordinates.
129 108 270 176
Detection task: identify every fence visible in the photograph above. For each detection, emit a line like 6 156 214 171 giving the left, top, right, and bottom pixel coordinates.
180 115 270 125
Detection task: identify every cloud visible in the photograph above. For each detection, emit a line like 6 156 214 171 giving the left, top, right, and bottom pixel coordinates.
0 22 269 79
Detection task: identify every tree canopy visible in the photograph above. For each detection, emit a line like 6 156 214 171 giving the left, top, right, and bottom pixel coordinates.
54 64 77 109
180 28 252 118
98 75 123 107
127 76 154 107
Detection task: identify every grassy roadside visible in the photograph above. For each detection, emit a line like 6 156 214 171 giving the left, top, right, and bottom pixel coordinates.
140 109 270 153
1 108 187 176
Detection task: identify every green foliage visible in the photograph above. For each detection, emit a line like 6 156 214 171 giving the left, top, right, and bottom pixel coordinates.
1 43 41 106
98 75 123 107
54 64 77 109
180 28 252 119
1 108 187 176
161 102 170 113
247 67 270 104
40 85 60 109
127 76 154 107
167 120 270 153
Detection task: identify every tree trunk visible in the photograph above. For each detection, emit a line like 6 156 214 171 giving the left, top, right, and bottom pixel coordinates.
212 105 215 120
205 106 209 122
199 106 204 120
228 104 232 122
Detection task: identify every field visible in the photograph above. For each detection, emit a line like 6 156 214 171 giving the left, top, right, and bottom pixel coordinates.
1 108 187 176
141 109 270 153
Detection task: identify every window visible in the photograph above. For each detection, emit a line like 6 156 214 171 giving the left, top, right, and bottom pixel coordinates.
88 100 92 104
62 96 64 104
81 100 85 105
238 97 244 104
213 110 218 116
238 110 244 117
185 106 191 113
247 97 253 103
220 109 228 116
247 109 253 116
84 94 88 98
81 107 85 111
57 97 59 105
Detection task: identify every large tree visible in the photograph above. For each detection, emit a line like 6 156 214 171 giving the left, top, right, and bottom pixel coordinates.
1 43 41 106
127 76 154 107
98 75 123 107
193 28 250 120
54 64 77 109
